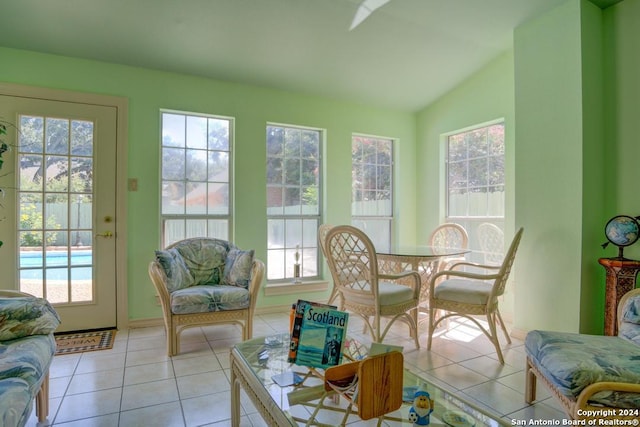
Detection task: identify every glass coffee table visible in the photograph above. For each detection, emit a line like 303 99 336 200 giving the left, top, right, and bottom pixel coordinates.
230 333 508 426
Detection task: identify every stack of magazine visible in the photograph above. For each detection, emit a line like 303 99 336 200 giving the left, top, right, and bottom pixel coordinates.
288 300 349 369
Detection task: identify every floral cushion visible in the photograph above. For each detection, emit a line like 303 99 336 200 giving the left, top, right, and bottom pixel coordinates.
0 333 56 427
222 248 254 288
170 285 250 314
156 238 232 292
620 293 640 345
155 248 195 292
0 297 60 341
525 330 640 408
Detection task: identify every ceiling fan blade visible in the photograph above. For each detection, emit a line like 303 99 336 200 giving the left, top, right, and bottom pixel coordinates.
349 0 392 31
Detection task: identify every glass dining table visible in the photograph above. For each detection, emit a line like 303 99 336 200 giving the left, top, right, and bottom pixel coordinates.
376 246 470 324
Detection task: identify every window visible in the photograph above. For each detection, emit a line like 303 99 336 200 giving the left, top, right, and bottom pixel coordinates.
266 124 321 282
351 135 393 251
446 122 505 259
160 111 232 246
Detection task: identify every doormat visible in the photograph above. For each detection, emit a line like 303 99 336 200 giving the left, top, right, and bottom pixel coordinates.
54 329 117 355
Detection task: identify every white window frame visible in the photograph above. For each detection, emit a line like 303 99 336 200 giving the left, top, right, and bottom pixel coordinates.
351 134 394 252
266 123 322 283
160 110 233 247
445 120 505 261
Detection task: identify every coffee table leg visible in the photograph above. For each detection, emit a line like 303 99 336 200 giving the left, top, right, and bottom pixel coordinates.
230 359 240 427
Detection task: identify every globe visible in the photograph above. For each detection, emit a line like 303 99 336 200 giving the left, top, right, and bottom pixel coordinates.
605 215 640 248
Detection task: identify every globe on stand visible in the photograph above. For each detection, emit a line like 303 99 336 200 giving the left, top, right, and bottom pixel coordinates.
602 215 640 259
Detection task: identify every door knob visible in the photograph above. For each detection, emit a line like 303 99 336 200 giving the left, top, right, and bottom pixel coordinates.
96 231 114 238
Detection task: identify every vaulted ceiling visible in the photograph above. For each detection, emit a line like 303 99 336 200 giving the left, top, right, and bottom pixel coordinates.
0 0 622 112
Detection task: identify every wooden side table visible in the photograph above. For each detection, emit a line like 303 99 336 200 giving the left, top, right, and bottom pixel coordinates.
597 258 640 335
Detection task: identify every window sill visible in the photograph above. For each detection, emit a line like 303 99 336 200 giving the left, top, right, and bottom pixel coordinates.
264 280 329 297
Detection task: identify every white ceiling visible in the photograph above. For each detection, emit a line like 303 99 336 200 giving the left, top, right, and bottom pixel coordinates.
0 0 620 112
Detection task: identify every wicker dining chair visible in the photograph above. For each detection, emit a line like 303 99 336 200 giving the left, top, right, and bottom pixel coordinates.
477 222 505 266
324 225 421 348
427 227 524 364
428 223 469 273
318 224 344 308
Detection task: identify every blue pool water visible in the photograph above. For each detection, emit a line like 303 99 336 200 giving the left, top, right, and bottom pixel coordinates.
20 250 93 280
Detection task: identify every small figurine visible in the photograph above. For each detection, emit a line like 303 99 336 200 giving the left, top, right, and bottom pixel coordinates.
408 389 434 426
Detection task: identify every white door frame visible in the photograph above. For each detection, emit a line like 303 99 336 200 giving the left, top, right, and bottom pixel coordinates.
0 82 129 330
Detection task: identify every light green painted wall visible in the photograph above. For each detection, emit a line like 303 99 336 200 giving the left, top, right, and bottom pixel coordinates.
605 0 640 262
0 47 417 322
514 0 585 333
579 0 606 334
415 50 517 316
416 0 617 334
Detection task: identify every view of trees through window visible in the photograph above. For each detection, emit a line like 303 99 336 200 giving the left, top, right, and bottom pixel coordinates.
446 122 505 261
266 124 321 281
351 135 393 252
161 111 231 246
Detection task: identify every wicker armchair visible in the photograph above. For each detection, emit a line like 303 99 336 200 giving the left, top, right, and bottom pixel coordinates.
318 224 344 308
427 227 523 364
324 225 421 348
148 238 264 356
428 223 469 274
477 222 505 266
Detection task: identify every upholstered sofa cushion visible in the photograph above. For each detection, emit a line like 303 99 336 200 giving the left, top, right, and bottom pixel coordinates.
525 330 640 408
155 248 195 292
0 377 32 427
170 285 250 314
0 297 60 341
156 238 232 291
0 333 56 426
222 248 254 288
620 292 640 346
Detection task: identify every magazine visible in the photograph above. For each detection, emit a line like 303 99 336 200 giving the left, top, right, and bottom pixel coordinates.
289 300 349 369
288 300 337 362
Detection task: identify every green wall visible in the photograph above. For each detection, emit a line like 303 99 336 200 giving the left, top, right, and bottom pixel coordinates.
0 47 417 322
415 51 517 317
416 0 626 334
605 0 640 260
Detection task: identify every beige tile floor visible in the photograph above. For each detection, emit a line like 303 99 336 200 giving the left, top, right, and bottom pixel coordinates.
30 311 568 426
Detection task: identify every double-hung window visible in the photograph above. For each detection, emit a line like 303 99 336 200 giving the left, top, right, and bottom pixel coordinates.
160 111 232 246
351 135 394 251
266 124 322 282
446 122 505 258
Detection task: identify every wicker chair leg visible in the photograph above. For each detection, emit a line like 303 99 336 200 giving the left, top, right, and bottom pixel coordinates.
486 314 504 364
170 328 179 357
35 373 49 422
496 310 511 344
525 358 537 404
427 307 437 350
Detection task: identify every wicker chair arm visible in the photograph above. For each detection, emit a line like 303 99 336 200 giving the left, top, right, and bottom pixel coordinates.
448 261 500 271
379 271 421 299
429 268 499 293
148 261 173 318
574 381 640 418
247 259 265 302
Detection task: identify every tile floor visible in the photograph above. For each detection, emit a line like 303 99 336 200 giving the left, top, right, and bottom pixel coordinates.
31 311 568 426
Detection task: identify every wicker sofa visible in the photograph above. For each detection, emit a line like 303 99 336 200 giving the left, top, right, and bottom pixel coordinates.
525 288 640 420
0 291 60 427
149 238 264 356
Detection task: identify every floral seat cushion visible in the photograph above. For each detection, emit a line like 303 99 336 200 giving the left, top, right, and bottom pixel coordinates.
619 292 640 346
0 334 56 427
0 377 32 427
170 285 250 314
525 330 640 408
